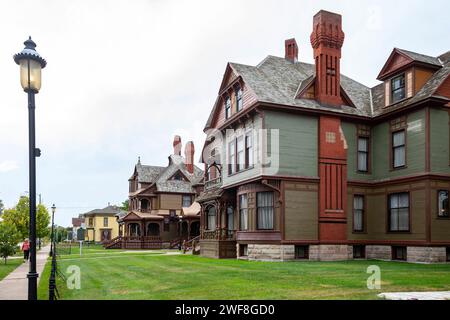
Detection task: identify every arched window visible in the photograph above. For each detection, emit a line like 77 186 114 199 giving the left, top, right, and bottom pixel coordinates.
207 206 216 230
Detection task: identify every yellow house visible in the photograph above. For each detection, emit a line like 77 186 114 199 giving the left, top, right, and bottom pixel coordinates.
83 205 125 243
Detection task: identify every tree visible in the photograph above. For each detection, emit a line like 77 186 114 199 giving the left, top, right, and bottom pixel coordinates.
36 204 50 249
120 199 129 211
2 196 51 245
0 223 21 264
2 196 29 239
0 199 4 213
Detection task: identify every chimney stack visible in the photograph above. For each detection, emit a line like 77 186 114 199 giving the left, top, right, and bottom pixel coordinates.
184 141 195 174
310 10 345 106
173 135 182 156
284 38 298 63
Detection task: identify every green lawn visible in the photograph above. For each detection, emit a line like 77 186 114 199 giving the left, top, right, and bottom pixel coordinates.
37 249 450 300
0 259 23 281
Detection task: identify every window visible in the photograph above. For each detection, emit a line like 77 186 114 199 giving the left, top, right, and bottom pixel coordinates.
357 137 369 172
353 245 365 259
228 140 235 175
89 218 93 227
169 209 176 218
353 195 364 232
392 130 406 168
389 192 409 232
207 207 216 230
239 194 248 230
257 192 274 230
225 96 231 119
103 217 108 227
392 246 407 261
438 190 449 217
235 85 243 111
227 206 234 230
391 74 405 103
182 195 192 207
237 136 244 172
172 172 183 181
239 244 248 257
245 133 253 168
295 245 309 259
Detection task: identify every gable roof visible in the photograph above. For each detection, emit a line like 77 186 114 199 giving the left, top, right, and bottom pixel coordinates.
131 163 165 183
205 49 450 128
83 205 125 217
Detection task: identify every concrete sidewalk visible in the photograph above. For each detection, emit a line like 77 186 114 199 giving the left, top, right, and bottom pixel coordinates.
379 291 450 300
0 245 50 300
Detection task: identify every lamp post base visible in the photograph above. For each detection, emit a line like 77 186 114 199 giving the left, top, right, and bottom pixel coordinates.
27 272 39 300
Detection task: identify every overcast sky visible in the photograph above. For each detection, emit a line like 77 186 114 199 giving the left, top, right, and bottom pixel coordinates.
0 0 448 226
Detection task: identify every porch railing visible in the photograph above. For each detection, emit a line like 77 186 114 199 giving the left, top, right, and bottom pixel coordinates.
201 228 235 240
205 176 222 190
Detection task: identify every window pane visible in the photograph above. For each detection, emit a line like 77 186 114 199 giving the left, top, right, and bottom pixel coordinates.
207 207 216 230
257 192 274 229
399 193 409 207
353 210 363 231
398 208 409 231
227 207 234 230
393 131 405 147
354 196 364 210
246 134 253 167
358 152 367 171
394 146 405 167
237 136 244 171
390 194 399 209
358 138 368 152
229 141 235 174
438 190 449 217
390 209 399 231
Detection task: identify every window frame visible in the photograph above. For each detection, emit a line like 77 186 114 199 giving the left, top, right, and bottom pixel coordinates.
391 73 406 104
235 85 243 112
239 194 248 231
294 245 309 260
245 132 253 169
353 245 366 259
392 129 406 169
357 136 370 173
206 206 216 231
352 195 365 233
236 135 245 172
228 139 236 175
182 195 192 208
103 217 108 227
225 96 231 119
388 192 410 233
437 190 449 218
256 191 274 230
392 246 407 261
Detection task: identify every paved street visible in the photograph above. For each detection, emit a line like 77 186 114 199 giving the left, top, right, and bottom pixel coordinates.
0 245 50 300
379 291 450 300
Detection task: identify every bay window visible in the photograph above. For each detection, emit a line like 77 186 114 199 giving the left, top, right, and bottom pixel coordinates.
207 207 216 230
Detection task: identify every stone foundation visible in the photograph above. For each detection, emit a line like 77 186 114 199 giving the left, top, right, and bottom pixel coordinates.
246 244 295 261
366 245 392 260
407 247 447 263
309 245 352 261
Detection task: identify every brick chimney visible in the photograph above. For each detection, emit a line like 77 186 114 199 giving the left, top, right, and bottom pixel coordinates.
173 135 182 156
285 38 298 63
310 10 345 106
185 141 195 174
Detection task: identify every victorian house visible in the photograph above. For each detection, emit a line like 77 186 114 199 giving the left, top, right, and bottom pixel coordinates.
105 136 204 249
197 10 450 262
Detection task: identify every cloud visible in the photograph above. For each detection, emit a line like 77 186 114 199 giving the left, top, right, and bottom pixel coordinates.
0 161 19 173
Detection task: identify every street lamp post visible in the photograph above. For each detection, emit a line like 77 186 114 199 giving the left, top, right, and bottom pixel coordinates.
49 204 56 300
50 204 56 257
14 37 47 301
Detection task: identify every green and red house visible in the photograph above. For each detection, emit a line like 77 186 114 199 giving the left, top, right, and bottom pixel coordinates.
197 10 450 262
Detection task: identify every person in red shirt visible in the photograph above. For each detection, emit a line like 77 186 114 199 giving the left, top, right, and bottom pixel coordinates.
21 239 30 262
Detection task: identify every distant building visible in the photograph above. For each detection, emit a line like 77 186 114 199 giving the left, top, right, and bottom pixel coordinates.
107 136 204 249
71 216 85 241
82 205 125 243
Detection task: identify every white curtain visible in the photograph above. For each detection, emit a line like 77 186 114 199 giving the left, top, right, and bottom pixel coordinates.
393 131 405 167
257 192 274 229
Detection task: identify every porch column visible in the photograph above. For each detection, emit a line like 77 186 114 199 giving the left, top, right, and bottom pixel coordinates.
187 221 191 240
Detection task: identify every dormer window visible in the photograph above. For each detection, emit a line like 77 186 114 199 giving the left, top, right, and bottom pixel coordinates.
235 85 243 112
391 74 405 103
225 96 231 119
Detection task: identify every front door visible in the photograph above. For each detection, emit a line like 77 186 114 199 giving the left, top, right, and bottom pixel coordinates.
100 229 111 242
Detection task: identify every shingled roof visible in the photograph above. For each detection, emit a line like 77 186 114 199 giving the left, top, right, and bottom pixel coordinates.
83 205 125 217
205 49 450 129
131 154 204 194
